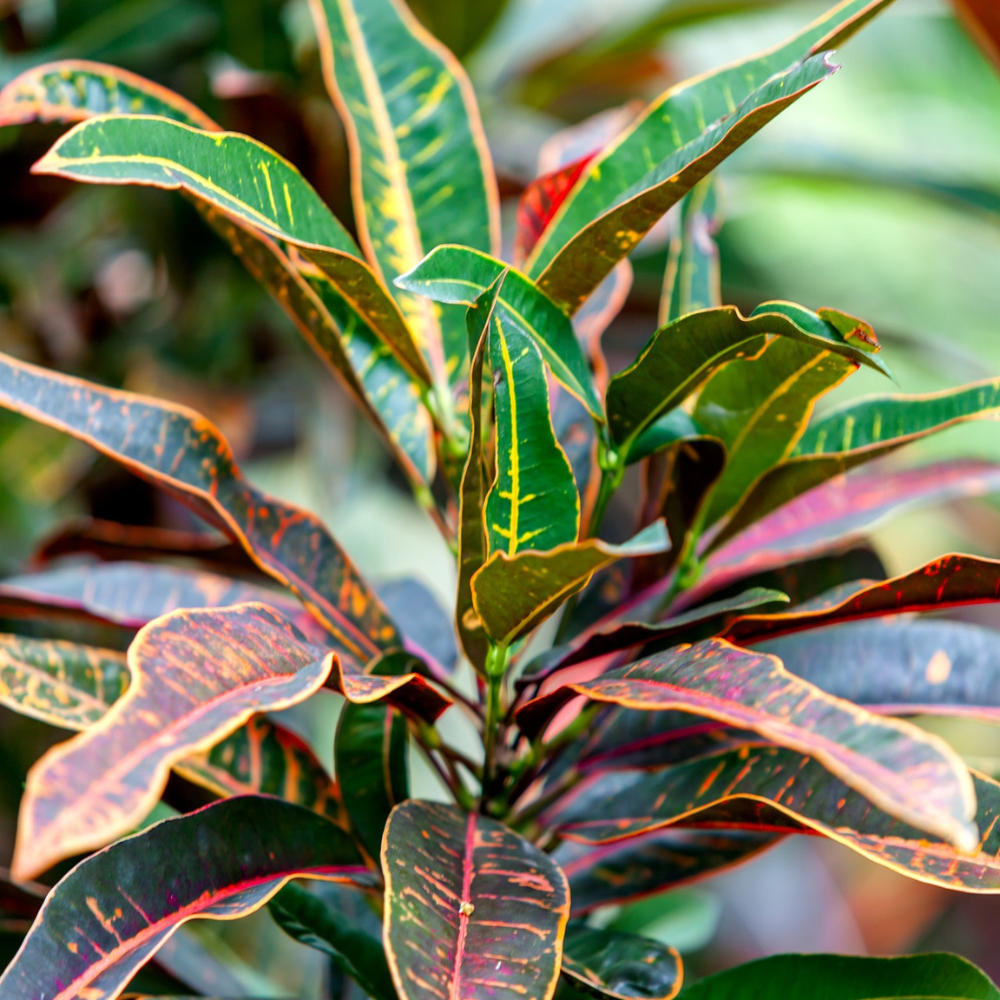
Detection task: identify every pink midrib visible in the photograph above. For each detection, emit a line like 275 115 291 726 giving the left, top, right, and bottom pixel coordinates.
448 812 477 1000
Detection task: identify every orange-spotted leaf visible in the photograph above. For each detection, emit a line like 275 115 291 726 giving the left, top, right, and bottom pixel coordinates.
561 925 682 1000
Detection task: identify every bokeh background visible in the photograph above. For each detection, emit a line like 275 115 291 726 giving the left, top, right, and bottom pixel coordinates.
1 0 999 994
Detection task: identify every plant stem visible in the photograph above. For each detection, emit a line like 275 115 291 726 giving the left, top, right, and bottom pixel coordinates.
508 766 583 829
481 643 509 808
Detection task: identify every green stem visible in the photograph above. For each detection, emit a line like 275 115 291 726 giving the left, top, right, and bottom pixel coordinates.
481 643 509 809
508 766 582 829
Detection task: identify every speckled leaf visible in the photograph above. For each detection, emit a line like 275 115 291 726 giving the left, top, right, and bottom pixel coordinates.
723 553 1000 646
557 745 1000 896
0 59 219 128
561 926 682 1000
472 523 669 647
516 637 977 849
335 651 412 863
676 953 1000 1000
485 315 580 556
0 797 374 1000
0 353 398 661
0 634 128 731
660 178 722 326
382 800 570 1000
714 378 1000 552
606 304 888 455
687 460 1000 611
307 0 500 389
524 0 897 308
693 337 856 527
396 246 603 419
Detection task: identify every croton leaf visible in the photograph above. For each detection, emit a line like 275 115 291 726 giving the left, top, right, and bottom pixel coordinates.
0 797 375 1000
486 314 580 557
396 245 603 419
675 953 1000 1000
382 800 570 1000
714 377 1000 551
606 304 889 456
660 177 722 326
377 576 459 676
517 638 977 849
558 748 1000 895
0 634 128 731
335 651 413 863
472 522 670 648
0 353 398 661
307 0 500 390
954 0 1000 71
0 59 219 128
557 830 778 915
693 337 857 527
561 925 682 1000
723 553 1000 646
683 459 1000 611
523 0 896 309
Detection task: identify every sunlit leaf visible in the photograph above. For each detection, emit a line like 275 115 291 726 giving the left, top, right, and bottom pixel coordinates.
561 925 682 1000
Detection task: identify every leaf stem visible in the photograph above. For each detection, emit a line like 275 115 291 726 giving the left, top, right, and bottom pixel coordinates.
508 766 583 829
481 643 509 808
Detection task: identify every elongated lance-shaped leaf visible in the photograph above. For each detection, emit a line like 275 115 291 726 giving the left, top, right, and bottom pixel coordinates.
557 830 778 915
723 553 1000 646
523 0 896 305
269 883 395 1000
517 637 978 850
660 177 722 326
0 634 128 731
472 522 670 648
382 800 570 1000
713 377 1000 552
396 245 603 419
335 651 412 863
606 304 888 455
561 926 682 1000
457 277 504 671
486 315 580 557
758 619 1000 721
557 746 1000 896
677 953 1000 1000
0 797 375 1000
307 0 500 390
377 576 459 677
0 60 220 128
684 460 1000 612
0 352 398 660
693 338 856 527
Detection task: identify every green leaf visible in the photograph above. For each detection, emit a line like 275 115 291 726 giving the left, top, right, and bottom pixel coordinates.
660 177 722 326
308 0 499 390
335 650 413 863
626 410 703 467
714 377 1000 552
523 0 896 309
516 637 978 850
486 314 580 557
269 882 396 1000
0 797 375 1000
456 278 504 672
676 953 1000 1000
561 925 682 1000
0 634 128 730
396 245 603 419
472 523 670 648
0 59 220 128
606 304 890 455
693 337 856 526
382 800 570 1000
0 352 398 661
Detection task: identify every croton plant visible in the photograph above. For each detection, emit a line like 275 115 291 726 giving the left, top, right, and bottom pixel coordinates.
2 0 1000 997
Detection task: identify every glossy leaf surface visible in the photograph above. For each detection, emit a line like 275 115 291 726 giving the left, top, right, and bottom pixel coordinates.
606 304 888 453
660 178 722 326
486 315 579 557
472 523 669 647
382 800 570 1000
308 0 499 387
0 352 397 660
518 638 977 849
377 576 458 676
561 926 681 1000
396 246 603 418
0 797 373 1000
